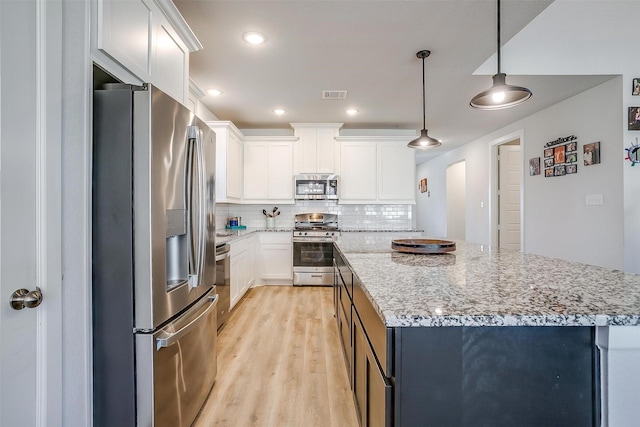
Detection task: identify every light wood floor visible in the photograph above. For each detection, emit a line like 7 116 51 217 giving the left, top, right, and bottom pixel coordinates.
193 285 359 427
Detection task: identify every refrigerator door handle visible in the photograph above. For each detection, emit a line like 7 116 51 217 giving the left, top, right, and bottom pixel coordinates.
186 132 198 288
195 126 207 286
155 294 218 350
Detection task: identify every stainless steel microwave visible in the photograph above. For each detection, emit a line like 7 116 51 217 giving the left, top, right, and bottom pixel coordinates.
294 174 339 200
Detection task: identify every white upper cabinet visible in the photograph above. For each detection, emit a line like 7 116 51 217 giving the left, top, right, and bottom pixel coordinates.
94 0 202 104
378 141 416 203
291 123 342 174
207 121 244 203
243 137 295 203
337 137 416 204
339 141 377 201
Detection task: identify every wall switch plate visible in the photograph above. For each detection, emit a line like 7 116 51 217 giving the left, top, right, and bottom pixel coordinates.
585 194 604 206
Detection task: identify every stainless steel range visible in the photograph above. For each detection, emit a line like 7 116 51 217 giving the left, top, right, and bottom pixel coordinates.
293 213 340 286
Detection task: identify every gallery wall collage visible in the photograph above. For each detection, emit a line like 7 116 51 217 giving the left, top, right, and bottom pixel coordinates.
529 135 600 178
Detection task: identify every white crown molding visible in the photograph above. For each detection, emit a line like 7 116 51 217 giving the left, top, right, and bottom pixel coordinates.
153 0 203 52
189 78 206 99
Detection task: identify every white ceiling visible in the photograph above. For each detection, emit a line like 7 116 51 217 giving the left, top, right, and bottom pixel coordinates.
174 0 613 163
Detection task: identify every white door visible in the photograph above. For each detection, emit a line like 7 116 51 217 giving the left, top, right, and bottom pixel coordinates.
0 1 63 425
446 161 466 240
498 144 522 250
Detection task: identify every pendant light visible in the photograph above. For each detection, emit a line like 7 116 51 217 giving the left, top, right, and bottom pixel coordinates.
408 50 441 149
470 0 532 110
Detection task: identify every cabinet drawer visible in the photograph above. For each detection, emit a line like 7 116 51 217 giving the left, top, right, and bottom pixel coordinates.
353 275 391 377
259 232 291 244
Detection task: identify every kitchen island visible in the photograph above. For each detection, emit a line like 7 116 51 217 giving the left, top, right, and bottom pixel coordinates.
333 233 640 427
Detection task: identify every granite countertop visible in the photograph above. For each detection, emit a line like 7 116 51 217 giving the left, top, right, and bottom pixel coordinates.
215 227 292 245
334 233 640 327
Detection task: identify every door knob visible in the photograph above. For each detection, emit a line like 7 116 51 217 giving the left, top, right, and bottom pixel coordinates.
10 288 43 310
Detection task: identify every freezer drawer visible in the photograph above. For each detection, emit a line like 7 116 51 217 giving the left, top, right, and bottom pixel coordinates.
136 290 218 427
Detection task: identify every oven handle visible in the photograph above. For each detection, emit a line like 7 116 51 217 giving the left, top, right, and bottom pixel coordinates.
293 237 336 243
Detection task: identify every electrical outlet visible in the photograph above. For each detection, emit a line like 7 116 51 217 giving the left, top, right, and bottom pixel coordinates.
585 194 604 206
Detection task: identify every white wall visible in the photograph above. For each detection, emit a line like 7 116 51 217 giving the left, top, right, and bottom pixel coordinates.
417 77 624 270
475 0 640 274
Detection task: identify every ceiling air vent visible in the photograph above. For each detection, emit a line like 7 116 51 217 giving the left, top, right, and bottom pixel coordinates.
322 90 347 100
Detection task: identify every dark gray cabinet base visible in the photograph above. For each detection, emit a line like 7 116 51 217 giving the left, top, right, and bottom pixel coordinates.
394 326 600 427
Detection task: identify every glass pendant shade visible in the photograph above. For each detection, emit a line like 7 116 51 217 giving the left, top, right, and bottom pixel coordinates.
470 0 532 110
408 129 441 148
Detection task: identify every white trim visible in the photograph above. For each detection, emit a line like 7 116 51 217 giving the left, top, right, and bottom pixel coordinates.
489 129 525 250
153 0 203 52
36 0 63 425
189 78 206 99
36 0 47 423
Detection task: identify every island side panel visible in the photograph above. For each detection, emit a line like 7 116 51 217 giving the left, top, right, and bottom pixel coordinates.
394 326 600 427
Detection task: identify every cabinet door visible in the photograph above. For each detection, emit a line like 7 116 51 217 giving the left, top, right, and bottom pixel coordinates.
353 311 392 427
316 127 337 173
97 0 153 80
246 235 255 288
243 141 268 199
268 141 293 199
259 244 292 280
297 127 317 174
229 255 240 309
378 142 415 202
340 142 377 201
152 16 188 104
227 133 244 199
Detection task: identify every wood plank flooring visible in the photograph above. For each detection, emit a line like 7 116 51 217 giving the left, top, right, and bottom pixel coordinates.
193 286 359 427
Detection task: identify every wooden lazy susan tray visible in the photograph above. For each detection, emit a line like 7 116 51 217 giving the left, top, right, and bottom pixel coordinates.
391 239 456 254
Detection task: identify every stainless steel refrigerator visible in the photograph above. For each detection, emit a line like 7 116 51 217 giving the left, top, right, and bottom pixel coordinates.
92 83 217 427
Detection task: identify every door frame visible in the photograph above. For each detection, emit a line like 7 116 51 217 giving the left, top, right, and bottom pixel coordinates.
445 159 466 241
489 130 525 249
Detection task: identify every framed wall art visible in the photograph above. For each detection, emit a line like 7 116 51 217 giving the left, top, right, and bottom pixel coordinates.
629 107 640 130
583 141 601 166
529 157 540 176
419 178 427 193
633 78 640 96
543 134 579 177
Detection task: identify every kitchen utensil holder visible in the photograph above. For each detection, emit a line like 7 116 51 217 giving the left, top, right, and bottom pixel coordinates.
266 217 275 229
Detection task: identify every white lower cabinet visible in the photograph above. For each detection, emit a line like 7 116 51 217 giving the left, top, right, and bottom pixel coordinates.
229 234 255 309
257 232 292 285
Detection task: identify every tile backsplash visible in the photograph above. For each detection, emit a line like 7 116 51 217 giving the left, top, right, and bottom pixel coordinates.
216 202 415 230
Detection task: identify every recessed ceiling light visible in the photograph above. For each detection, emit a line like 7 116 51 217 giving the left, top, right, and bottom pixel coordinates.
207 89 222 96
273 109 286 115
346 108 358 116
243 32 266 45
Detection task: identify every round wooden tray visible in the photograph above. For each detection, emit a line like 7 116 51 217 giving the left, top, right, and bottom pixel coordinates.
391 238 456 254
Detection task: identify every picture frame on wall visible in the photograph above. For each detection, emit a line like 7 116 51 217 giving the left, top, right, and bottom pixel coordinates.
629 107 640 130
544 148 553 158
566 164 577 174
554 165 566 176
554 145 566 163
566 152 577 163
566 141 577 152
419 178 427 193
529 157 540 176
633 78 640 95
545 168 554 177
583 141 601 165
544 157 554 168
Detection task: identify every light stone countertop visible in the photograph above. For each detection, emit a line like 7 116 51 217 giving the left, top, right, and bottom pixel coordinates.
215 227 292 245
334 233 640 327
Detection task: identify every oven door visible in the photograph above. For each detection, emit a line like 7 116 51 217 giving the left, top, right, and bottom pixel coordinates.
293 239 335 286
